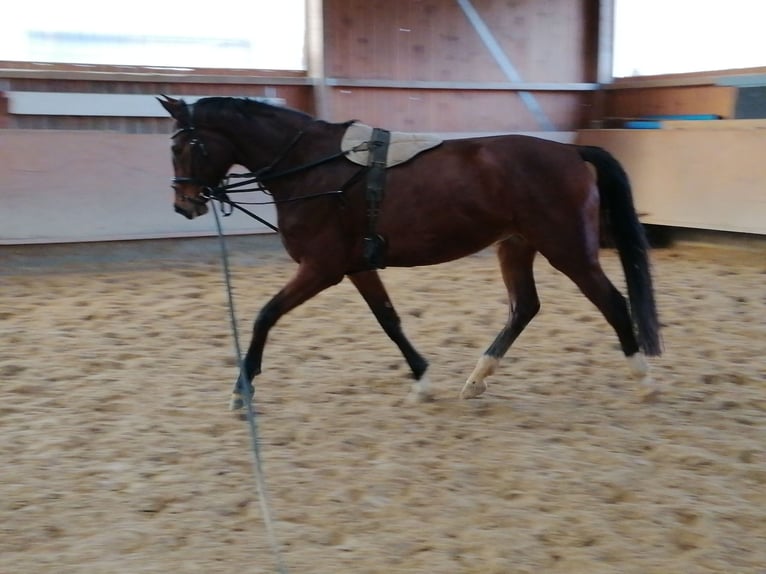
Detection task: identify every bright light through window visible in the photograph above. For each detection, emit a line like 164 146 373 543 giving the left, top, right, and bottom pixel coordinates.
0 0 306 70
613 0 766 77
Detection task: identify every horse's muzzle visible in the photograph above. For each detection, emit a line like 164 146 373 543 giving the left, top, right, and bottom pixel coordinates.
174 201 209 219
174 204 194 219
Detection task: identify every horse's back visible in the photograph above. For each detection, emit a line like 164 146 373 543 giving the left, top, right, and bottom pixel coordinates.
391 133 594 212
377 133 596 266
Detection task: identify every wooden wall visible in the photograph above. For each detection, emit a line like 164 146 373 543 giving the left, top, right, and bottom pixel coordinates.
578 64 766 237
4 1 764 243
577 121 766 235
2 2 763 242
0 62 313 133
0 130 277 244
325 89 588 133
0 1 601 134
0 1 606 244
600 67 766 121
324 0 595 83
317 0 600 132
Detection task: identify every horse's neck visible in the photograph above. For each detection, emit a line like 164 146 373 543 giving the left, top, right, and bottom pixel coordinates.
236 115 312 172
242 118 343 183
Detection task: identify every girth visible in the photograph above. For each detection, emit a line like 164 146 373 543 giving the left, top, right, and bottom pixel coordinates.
363 127 391 269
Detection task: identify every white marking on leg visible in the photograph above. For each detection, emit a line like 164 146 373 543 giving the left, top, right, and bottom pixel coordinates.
628 352 649 378
230 393 244 411
627 352 661 402
460 354 498 399
407 369 434 403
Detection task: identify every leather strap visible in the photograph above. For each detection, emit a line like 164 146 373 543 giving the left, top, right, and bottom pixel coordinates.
363 128 390 268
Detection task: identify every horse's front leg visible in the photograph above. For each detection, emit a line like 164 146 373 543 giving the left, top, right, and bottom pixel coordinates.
230 263 344 410
347 270 431 402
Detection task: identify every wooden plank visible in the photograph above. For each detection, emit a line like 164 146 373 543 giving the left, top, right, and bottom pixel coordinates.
322 0 591 83
0 130 276 244
603 86 738 119
717 74 766 87
577 128 766 235
609 66 766 89
326 87 584 131
324 78 598 91
319 0 596 131
661 119 766 130
0 66 310 85
5 92 285 117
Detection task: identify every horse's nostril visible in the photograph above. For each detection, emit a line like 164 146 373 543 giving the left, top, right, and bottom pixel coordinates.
174 204 194 219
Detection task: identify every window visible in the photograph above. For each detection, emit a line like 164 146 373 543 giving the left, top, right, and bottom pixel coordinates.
0 0 306 70
613 0 766 77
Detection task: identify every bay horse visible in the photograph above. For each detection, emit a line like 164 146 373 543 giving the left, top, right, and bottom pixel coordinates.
158 95 662 408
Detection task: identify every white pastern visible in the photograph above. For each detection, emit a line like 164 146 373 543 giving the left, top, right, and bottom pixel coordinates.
229 392 244 411
407 371 434 403
628 352 649 378
460 354 498 399
627 352 661 402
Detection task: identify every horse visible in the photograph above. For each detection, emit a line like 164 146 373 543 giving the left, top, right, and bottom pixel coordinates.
157 95 662 409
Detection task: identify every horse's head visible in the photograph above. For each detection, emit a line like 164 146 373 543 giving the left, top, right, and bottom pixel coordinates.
158 95 237 219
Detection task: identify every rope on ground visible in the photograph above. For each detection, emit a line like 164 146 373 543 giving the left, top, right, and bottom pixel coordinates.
211 204 289 574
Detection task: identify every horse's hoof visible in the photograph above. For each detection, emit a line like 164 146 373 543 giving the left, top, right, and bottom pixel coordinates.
459 380 487 400
407 376 435 403
637 375 662 403
639 384 662 403
229 393 244 411
407 387 435 404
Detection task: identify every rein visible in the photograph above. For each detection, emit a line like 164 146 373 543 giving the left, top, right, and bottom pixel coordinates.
209 204 288 574
206 143 359 201
177 119 369 231
170 105 381 574
200 155 366 232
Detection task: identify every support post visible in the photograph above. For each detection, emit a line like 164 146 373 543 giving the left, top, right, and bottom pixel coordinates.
455 0 555 131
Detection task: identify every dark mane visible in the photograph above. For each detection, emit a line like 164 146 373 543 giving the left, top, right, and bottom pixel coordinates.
191 96 314 125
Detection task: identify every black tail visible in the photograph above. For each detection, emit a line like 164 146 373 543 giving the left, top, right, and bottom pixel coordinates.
577 145 663 356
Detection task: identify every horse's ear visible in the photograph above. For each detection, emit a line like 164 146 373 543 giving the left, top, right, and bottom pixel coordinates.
157 94 184 118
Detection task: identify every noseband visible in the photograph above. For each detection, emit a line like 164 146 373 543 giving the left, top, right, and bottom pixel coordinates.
170 120 214 205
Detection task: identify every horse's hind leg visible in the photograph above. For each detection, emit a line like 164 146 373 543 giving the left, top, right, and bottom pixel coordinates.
545 240 657 399
460 238 539 399
347 270 431 402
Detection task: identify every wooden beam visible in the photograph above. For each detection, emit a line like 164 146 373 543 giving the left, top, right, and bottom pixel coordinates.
306 0 329 118
5 92 285 117
455 0 554 130
324 79 599 91
0 67 311 85
597 0 614 85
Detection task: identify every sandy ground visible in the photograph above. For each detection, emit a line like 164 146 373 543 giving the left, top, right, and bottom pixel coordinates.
1 234 765 574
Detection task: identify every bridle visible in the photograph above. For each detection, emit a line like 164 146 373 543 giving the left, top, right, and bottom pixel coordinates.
171 125 214 205
170 105 367 231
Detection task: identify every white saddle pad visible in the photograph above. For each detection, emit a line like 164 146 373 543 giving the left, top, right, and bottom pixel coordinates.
341 122 442 167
